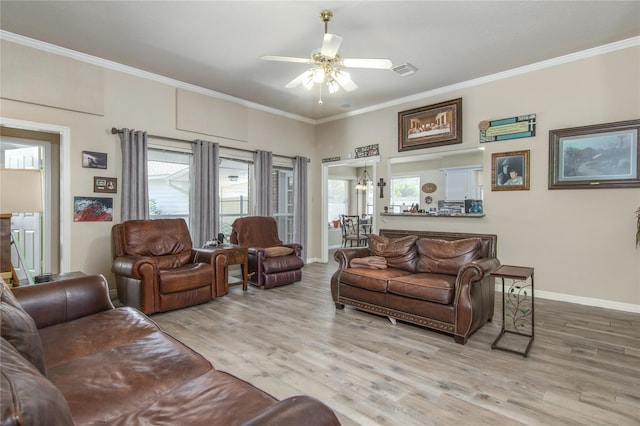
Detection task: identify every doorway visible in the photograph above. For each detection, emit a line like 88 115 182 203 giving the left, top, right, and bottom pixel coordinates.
0 117 71 277
320 156 378 263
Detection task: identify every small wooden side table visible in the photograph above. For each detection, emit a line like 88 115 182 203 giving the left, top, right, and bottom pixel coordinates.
491 265 535 357
209 245 249 292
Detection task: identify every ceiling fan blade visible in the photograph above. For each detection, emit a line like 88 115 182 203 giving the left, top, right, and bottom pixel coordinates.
285 70 313 89
321 33 342 58
342 58 393 69
262 55 313 64
332 70 358 92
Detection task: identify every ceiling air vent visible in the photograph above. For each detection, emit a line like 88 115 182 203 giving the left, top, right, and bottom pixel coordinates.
392 63 418 77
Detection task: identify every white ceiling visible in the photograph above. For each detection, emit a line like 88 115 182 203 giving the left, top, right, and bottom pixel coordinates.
1 1 639 122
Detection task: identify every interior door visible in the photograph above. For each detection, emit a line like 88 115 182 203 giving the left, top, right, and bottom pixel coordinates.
4 145 43 280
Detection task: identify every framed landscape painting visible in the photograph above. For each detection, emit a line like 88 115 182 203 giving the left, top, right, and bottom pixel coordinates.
549 120 640 189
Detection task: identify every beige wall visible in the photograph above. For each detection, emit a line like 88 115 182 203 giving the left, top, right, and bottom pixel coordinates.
0 40 316 288
1 39 639 310
317 46 640 309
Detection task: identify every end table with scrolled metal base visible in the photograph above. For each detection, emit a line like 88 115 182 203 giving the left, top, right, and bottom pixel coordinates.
491 265 535 357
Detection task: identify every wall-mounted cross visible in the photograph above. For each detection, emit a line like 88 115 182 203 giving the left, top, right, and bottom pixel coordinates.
377 178 386 198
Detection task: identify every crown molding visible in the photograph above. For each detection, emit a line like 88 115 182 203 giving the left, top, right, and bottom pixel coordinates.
317 36 640 124
2 30 638 126
0 30 315 125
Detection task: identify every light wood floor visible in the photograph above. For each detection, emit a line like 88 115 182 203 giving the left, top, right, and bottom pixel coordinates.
152 261 640 426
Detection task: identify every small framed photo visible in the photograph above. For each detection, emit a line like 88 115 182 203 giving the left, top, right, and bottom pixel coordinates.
549 119 640 189
492 150 530 191
94 176 117 193
398 98 462 152
82 151 107 169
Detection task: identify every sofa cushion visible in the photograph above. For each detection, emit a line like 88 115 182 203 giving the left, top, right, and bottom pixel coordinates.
39 307 160 368
159 263 212 294
104 371 278 426
46 331 213 425
0 280 47 376
416 238 482 275
122 218 193 257
387 273 457 304
264 246 294 257
262 255 305 274
340 267 412 293
368 234 418 271
0 337 73 426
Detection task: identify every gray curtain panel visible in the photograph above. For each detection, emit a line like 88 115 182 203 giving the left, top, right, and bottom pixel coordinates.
192 140 219 247
253 150 272 216
119 129 149 221
293 156 308 259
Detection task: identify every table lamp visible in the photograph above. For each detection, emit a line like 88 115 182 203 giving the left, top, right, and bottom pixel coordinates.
0 168 44 285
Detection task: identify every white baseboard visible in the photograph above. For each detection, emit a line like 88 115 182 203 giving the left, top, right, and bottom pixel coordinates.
495 284 639 314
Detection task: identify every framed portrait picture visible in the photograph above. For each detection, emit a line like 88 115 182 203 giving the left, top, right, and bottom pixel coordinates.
549 119 640 189
82 151 107 169
492 150 530 191
398 98 462 152
94 176 117 193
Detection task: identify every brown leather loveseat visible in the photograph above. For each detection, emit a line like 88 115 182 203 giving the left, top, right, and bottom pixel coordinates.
0 275 341 425
331 229 500 344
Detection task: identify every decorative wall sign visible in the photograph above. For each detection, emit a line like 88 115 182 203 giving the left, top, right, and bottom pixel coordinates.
421 183 437 193
398 98 462 151
322 156 341 163
82 151 107 169
73 196 113 222
94 177 117 193
549 119 640 189
479 114 536 143
355 144 379 158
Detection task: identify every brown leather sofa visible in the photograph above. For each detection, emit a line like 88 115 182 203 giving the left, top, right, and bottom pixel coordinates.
331 229 500 344
0 275 341 426
230 216 305 288
111 218 223 314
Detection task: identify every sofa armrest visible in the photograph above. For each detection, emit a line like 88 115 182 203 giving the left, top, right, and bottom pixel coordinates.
11 274 114 329
333 247 371 270
457 257 501 284
112 254 156 279
283 243 303 256
239 396 340 426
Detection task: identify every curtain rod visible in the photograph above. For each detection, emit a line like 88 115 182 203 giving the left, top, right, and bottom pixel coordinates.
110 127 307 161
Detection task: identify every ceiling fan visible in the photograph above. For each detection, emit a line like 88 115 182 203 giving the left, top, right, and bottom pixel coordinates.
262 10 393 99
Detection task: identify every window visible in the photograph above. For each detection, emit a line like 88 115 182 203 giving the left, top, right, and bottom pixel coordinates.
328 179 349 222
219 158 251 238
147 148 191 222
272 167 293 243
390 176 420 211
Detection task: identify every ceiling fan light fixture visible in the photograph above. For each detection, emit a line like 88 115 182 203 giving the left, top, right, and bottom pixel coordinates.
313 67 325 83
327 78 340 94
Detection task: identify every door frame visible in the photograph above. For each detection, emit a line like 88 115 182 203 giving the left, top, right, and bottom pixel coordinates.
321 156 378 263
0 117 71 273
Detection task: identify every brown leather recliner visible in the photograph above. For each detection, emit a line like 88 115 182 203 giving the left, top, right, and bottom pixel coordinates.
111 218 218 314
230 216 305 289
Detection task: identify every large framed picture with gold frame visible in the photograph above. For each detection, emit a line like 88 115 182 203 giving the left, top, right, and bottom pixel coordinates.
398 98 462 152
